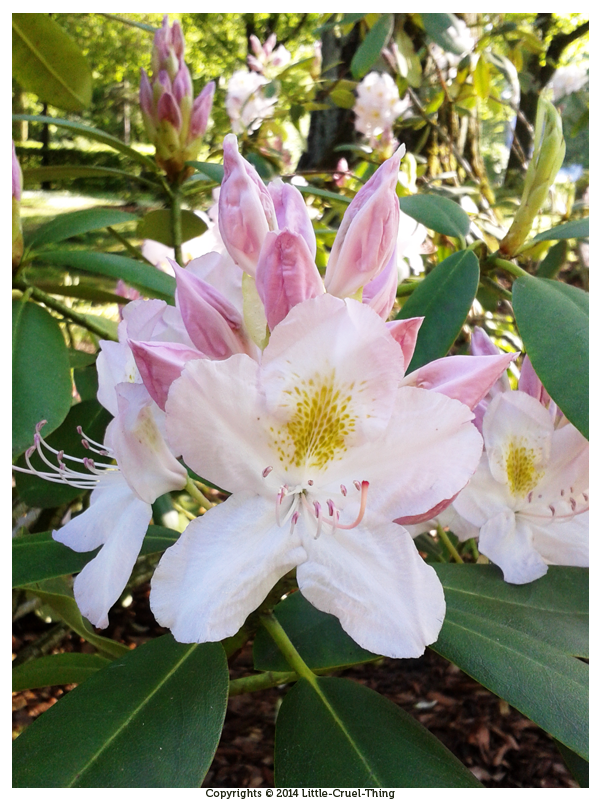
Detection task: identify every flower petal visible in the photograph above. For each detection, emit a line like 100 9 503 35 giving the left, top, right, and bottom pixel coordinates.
297 514 445 658
385 316 423 368
150 493 307 642
452 456 511 528
478 510 548 584
530 511 589 568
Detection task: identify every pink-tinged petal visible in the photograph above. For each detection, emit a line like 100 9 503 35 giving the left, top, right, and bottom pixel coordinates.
530 511 588 568
53 472 152 628
518 355 552 406
139 68 154 118
260 295 405 452
151 493 307 642
129 339 204 410
385 316 424 368
362 247 399 320
324 146 404 297
297 515 445 658
189 81 215 139
249 34 263 57
96 339 141 416
157 91 182 131
218 133 277 275
268 178 317 258
478 510 548 584
111 383 187 503
263 33 277 56
452 456 510 529
122 298 169 341
470 326 501 356
171 20 185 59
332 386 482 523
401 353 517 410
483 391 553 488
166 354 276 494
255 230 324 330
172 261 253 359
186 250 244 312
172 61 193 103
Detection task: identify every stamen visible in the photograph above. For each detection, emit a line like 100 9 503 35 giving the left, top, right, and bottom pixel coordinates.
35 420 47 433
335 481 370 530
353 480 361 492
262 466 273 477
290 510 300 534
340 484 347 496
307 479 314 486
549 504 555 516
570 498 577 511
327 499 335 516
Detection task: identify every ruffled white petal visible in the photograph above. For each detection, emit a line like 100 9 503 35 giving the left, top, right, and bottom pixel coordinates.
478 510 548 585
297 514 445 658
150 493 307 642
529 512 589 567
453 456 512 527
53 472 152 628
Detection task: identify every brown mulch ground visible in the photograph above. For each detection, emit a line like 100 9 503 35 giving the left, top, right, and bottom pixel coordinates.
13 582 578 789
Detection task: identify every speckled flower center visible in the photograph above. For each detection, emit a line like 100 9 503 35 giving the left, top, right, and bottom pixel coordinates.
505 439 542 497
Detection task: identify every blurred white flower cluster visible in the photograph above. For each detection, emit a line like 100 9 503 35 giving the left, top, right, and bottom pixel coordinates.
353 72 409 146
549 64 589 102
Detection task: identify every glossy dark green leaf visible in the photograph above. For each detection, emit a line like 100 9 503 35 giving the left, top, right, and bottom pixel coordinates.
67 350 97 369
351 14 394 79
12 300 72 458
14 400 112 508
532 217 589 243
24 578 129 660
74 364 99 401
12 653 110 692
400 194 471 238
537 239 568 278
39 251 175 302
420 13 468 55
12 635 228 788
13 115 158 172
137 209 207 247
275 677 482 787
431 565 589 758
253 592 377 672
396 250 479 372
512 276 588 438
12 14 92 111
187 160 224 183
29 209 138 249
12 526 179 589
555 740 589 788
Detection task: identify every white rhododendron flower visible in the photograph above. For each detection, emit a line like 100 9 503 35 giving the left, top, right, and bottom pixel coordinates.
151 293 486 658
353 72 409 143
549 64 589 102
226 69 277 134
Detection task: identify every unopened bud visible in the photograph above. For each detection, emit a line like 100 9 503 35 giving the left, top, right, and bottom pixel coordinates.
12 142 23 271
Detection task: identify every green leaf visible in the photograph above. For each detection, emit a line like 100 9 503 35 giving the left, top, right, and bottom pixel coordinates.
531 217 589 243
137 209 207 247
296 185 352 205
28 209 138 249
12 635 228 788
12 300 72 458
431 565 589 759
14 400 112 509
39 251 176 302
253 592 378 672
555 740 589 788
275 677 482 787
67 350 97 369
13 653 110 692
12 527 179 589
24 578 129 660
330 87 357 109
351 14 394 79
512 276 588 438
12 14 92 112
420 13 468 56
23 166 159 190
537 239 568 278
399 194 471 238
396 250 479 372
473 56 490 99
13 115 158 172
187 161 224 183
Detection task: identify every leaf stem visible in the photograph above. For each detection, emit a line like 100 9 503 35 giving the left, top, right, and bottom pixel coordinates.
437 523 464 564
185 477 213 511
486 256 530 280
260 611 317 686
229 670 297 696
171 186 184 266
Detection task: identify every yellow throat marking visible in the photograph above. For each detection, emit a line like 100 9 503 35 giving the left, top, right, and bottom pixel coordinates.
505 438 542 497
273 371 358 471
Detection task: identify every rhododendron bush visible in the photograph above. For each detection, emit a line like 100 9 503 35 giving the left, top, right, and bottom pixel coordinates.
12 13 588 789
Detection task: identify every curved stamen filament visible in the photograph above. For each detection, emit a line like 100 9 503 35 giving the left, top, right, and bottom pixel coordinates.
333 481 369 530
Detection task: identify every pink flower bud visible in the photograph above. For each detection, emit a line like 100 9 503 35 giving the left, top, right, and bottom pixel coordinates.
139 69 154 118
247 55 264 73
255 230 325 330
189 81 215 140
362 247 399 320
324 145 404 297
518 355 553 406
171 261 253 359
12 141 22 202
470 326 501 357
129 339 204 411
268 178 316 259
157 92 182 131
171 20 185 60
385 317 424 369
263 33 277 57
172 62 192 104
218 134 277 275
250 34 263 57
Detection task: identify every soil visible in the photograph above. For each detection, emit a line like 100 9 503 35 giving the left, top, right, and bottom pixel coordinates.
12 581 578 789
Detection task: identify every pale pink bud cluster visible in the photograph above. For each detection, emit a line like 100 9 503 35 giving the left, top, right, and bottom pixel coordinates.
140 15 215 181
353 72 409 146
247 33 291 76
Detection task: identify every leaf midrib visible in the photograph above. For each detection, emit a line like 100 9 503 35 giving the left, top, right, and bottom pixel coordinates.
444 585 588 616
